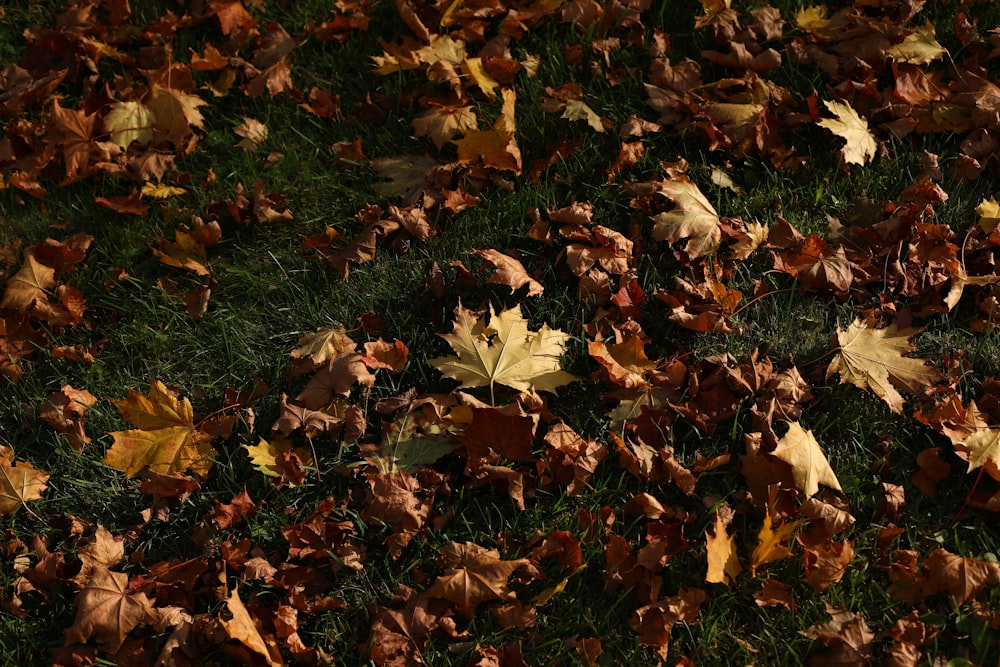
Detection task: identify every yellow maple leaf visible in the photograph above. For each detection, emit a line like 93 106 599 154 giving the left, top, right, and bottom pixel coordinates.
960 429 1000 481
705 511 742 585
244 436 313 485
141 182 186 199
430 302 578 404
771 422 842 497
750 511 801 576
826 319 943 414
0 453 49 516
105 380 215 478
817 100 877 166
650 176 722 258
887 22 946 65
103 100 155 149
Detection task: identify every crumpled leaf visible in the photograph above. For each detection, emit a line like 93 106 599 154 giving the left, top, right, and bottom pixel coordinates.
430 303 578 402
104 380 216 478
827 319 943 414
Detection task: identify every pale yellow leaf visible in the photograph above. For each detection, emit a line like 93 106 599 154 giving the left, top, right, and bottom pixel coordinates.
826 319 943 414
429 303 578 401
771 421 842 497
817 100 877 166
887 22 946 65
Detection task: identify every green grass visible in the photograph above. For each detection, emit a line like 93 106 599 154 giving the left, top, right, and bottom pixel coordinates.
2 0 1000 664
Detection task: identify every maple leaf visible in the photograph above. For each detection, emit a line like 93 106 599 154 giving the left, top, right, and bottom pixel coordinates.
430 303 578 404
960 428 1000 481
771 421 842 497
64 566 155 651
141 182 186 199
0 455 49 515
649 176 722 258
630 588 706 659
103 100 155 149
244 436 313 486
412 105 477 149
234 116 268 150
2 250 57 313
471 248 544 296
705 508 742 585
427 542 529 617
148 84 208 147
826 319 943 415
104 380 216 478
816 100 877 166
453 88 521 174
221 587 284 667
887 22 946 65
750 511 801 576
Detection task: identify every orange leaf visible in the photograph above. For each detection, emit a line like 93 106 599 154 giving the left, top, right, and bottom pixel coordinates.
0 456 49 515
104 380 216 478
221 587 284 667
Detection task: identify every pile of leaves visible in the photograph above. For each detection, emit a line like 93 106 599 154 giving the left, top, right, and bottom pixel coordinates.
3 0 1000 664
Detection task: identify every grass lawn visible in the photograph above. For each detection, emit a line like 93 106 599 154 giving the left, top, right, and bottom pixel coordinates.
2 0 1000 664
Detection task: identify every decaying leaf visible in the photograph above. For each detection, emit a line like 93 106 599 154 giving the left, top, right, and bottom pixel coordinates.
0 453 49 515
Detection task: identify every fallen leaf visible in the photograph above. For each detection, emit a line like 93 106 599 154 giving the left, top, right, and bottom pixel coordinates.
427 542 529 617
64 567 155 651
750 511 801 576
887 22 946 65
771 421 842 497
649 176 722 258
705 509 742 585
104 380 216 478
471 248 543 296
816 100 877 166
827 319 943 414
221 587 284 666
0 456 49 515
430 303 578 403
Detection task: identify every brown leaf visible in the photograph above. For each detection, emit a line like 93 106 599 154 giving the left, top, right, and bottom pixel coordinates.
802 539 854 592
39 384 98 451
64 567 155 651
629 588 706 659
361 470 432 556
754 579 796 613
428 542 529 617
471 249 544 296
